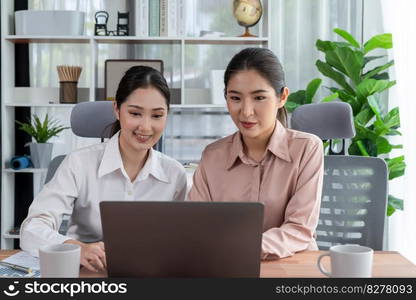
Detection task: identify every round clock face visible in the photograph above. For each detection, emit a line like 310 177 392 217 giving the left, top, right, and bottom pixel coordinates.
233 0 262 27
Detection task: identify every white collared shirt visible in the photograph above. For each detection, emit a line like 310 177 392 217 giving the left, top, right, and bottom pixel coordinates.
20 132 187 256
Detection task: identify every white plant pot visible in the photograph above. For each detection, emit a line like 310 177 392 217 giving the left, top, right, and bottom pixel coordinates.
29 143 53 169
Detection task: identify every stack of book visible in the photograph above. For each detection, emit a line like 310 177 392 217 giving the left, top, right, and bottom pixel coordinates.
134 0 185 37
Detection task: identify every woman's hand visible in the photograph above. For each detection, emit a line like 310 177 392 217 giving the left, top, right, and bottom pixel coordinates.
64 240 106 272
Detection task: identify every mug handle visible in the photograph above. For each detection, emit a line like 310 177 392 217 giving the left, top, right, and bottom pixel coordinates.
317 253 331 277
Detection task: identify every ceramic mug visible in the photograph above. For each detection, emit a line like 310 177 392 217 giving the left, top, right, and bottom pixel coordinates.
317 244 374 277
39 243 81 278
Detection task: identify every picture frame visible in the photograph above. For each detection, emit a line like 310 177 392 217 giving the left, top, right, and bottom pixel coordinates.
210 69 225 105
104 59 164 101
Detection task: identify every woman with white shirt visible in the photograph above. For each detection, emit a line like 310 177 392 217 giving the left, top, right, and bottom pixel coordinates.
20 66 187 272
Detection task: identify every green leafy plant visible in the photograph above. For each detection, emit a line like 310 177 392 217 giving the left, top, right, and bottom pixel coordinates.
286 28 406 216
16 114 69 143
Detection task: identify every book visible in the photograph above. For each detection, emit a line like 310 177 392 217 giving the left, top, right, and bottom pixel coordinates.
160 0 177 37
176 0 185 37
160 0 168 36
168 0 177 37
149 0 160 36
135 0 149 37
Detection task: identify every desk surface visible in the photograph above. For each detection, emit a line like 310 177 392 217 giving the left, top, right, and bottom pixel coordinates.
260 251 416 278
1 250 415 278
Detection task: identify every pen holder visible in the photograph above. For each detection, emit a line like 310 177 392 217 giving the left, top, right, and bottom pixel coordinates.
59 81 78 104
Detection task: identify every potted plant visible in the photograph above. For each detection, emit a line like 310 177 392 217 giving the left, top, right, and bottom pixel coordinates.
286 28 406 216
15 114 69 168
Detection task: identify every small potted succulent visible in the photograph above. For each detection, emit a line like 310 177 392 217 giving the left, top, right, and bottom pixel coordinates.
15 114 69 168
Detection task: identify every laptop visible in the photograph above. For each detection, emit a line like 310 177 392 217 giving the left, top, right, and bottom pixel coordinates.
100 201 264 278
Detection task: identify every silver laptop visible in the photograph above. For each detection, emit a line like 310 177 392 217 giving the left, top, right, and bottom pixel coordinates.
100 201 264 277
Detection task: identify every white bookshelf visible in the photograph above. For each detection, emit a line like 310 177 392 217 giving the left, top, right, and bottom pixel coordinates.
170 104 226 109
5 102 76 108
1 0 271 249
3 168 47 174
3 233 20 239
4 35 91 43
94 36 182 43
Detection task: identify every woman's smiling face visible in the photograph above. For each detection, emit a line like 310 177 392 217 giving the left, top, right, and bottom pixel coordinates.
114 86 168 152
226 69 288 141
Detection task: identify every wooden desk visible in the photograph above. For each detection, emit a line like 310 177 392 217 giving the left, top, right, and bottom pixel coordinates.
1 250 416 278
260 251 416 278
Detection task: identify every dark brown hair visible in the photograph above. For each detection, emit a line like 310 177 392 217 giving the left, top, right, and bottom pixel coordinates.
224 48 288 127
111 66 170 135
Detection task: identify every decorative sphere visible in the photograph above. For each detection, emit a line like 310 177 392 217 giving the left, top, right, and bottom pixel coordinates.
233 0 263 27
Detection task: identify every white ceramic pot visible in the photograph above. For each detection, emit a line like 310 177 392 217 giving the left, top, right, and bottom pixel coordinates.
29 143 53 168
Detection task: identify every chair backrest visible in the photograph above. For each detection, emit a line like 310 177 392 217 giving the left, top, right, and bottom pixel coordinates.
291 101 388 250
45 155 66 184
45 101 116 183
319 155 388 250
291 101 355 140
70 101 116 138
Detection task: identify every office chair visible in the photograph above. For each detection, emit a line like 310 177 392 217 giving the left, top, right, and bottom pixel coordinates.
44 155 66 184
291 101 388 250
45 101 116 184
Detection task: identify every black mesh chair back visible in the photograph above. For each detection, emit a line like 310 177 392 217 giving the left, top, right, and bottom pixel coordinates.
291 102 388 250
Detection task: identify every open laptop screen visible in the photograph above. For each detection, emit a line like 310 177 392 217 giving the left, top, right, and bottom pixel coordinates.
100 201 264 278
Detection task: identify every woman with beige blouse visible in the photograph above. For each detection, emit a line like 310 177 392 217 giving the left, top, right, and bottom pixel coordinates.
188 48 324 260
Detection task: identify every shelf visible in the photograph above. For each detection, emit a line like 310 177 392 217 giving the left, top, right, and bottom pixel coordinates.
170 104 227 109
3 233 19 239
6 103 226 109
3 168 48 173
170 135 224 140
178 159 200 164
5 102 76 107
5 35 268 45
94 36 182 44
6 103 225 108
5 35 91 43
184 37 269 44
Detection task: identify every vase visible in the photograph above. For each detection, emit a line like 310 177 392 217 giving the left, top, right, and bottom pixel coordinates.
29 142 53 168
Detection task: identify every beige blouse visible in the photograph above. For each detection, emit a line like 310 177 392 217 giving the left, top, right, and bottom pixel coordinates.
188 121 324 260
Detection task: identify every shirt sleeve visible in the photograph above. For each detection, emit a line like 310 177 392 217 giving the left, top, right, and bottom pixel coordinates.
20 154 79 257
186 152 213 202
261 139 324 260
173 168 188 202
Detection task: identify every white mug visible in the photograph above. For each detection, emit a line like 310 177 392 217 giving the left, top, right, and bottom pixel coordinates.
317 244 373 278
39 244 81 278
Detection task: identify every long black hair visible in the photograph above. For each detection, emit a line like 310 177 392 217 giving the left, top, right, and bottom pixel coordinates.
224 48 288 127
111 65 170 136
